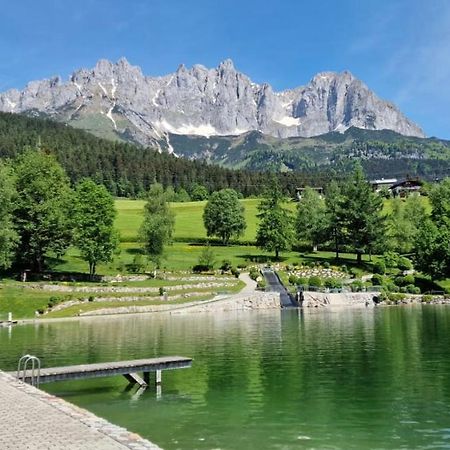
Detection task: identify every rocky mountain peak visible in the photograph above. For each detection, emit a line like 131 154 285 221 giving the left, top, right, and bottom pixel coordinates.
0 58 425 151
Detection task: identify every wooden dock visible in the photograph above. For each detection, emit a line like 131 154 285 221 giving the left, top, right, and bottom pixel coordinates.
9 356 192 387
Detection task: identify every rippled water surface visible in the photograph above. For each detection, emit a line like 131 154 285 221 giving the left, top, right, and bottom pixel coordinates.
1 306 450 449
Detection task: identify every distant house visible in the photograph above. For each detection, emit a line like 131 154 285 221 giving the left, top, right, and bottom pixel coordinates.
389 178 423 197
296 187 324 201
370 178 398 192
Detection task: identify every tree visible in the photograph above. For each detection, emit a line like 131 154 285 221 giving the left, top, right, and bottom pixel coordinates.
340 164 385 263
139 183 175 270
324 181 346 259
191 183 209 201
256 178 294 259
203 189 246 245
415 219 450 279
296 188 326 252
414 179 450 279
0 162 18 270
73 179 119 279
387 196 426 253
13 150 73 271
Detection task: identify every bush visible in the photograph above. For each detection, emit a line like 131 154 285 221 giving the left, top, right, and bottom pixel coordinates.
407 284 420 294
237 263 247 269
192 264 210 273
308 276 322 287
323 262 330 269
385 282 400 293
220 260 232 271
88 295 95 302
340 265 348 273
350 280 364 292
383 251 400 269
422 294 433 303
257 279 267 290
388 293 406 303
395 274 415 287
230 267 240 278
397 257 413 271
324 278 343 289
159 287 165 296
297 277 308 286
249 268 260 281
373 260 386 275
288 274 298 285
371 274 384 286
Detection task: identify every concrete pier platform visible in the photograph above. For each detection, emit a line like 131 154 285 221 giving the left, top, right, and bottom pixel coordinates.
0 371 161 449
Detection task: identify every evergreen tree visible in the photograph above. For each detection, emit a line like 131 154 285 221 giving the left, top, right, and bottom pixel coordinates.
73 179 119 279
296 188 326 252
324 181 346 259
256 177 294 259
139 183 175 271
340 164 385 263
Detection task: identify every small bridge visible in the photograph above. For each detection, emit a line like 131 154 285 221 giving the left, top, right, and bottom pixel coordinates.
10 356 192 388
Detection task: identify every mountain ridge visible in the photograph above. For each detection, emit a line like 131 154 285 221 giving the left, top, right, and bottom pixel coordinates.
0 58 425 152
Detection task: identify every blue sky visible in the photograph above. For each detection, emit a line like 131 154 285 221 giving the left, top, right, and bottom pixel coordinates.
1 0 449 138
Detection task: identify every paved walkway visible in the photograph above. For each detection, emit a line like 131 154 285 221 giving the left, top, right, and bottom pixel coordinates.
0 371 160 450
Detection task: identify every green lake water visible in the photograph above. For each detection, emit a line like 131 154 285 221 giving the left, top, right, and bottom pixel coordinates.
1 306 450 449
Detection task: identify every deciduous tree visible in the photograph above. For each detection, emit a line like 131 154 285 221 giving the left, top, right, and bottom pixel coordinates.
13 150 73 271
203 189 246 245
73 179 119 279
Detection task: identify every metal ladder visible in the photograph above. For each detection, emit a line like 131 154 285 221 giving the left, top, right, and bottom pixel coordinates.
17 355 41 387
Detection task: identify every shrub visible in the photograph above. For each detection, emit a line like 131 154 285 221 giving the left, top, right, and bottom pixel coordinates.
422 294 433 303
350 280 364 292
288 274 298 285
324 278 343 289
395 274 415 287
249 268 260 281
373 260 386 275
388 293 406 303
397 257 413 271
237 263 247 269
159 287 165 296
230 267 240 278
371 274 384 286
88 295 95 302
308 276 322 287
340 265 348 273
385 282 400 293
383 251 400 268
192 264 210 273
297 277 308 286
220 260 232 271
323 262 330 269
257 279 267 290
407 285 420 294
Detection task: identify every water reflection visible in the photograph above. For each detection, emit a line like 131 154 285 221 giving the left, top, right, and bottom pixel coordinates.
0 307 449 449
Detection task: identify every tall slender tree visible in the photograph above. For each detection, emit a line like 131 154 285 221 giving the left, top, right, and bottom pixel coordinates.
0 162 18 270
256 177 294 259
139 183 175 271
73 179 119 279
296 187 327 252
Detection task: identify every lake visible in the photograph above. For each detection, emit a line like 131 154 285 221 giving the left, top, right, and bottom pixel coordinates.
1 306 449 449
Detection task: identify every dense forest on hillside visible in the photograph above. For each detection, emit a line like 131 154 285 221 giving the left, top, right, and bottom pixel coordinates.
169 127 450 179
0 113 335 197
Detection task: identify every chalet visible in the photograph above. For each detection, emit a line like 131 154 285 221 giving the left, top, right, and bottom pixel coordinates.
370 178 398 192
389 178 423 197
296 187 324 201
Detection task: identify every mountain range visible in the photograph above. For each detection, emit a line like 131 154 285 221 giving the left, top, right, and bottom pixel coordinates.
0 58 425 158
